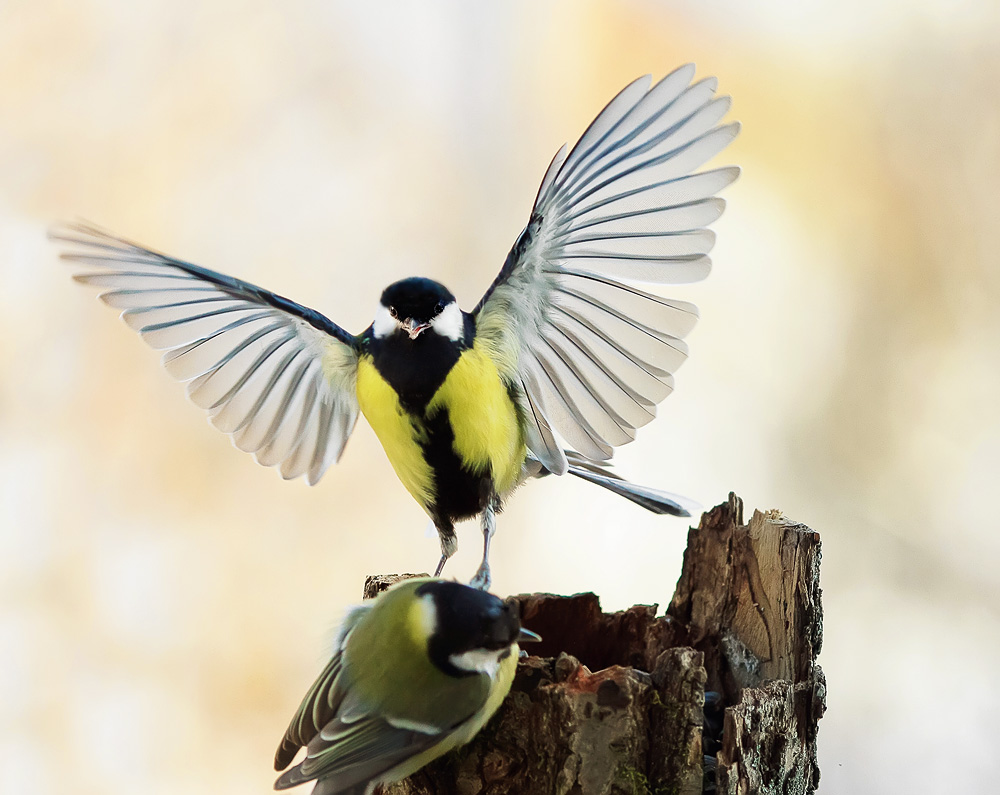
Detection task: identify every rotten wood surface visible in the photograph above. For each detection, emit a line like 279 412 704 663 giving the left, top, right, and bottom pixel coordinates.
375 493 825 795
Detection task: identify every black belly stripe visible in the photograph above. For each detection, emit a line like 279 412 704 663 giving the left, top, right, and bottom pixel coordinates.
422 407 493 527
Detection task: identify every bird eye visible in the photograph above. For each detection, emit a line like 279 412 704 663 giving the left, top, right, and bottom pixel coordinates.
434 301 445 314
388 306 398 319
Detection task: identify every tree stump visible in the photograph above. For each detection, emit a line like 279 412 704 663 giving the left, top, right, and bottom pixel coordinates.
371 493 825 795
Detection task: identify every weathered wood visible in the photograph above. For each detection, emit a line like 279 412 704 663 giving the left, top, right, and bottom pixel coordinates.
363 573 430 600
668 493 826 793
668 494 824 696
717 679 826 795
374 493 824 794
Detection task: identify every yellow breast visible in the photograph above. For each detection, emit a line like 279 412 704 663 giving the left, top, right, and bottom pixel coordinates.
356 341 526 513
356 355 435 510
427 341 526 496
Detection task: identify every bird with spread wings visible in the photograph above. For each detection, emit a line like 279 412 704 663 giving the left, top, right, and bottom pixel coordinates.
55 64 739 587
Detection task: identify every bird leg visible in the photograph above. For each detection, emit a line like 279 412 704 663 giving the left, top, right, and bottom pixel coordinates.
469 496 499 591
433 523 457 577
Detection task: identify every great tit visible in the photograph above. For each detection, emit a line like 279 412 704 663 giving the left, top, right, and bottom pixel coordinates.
273 578 538 795
56 64 738 588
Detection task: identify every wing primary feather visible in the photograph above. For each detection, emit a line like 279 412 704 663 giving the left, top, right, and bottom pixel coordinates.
208 336 299 434
122 294 236 315
545 322 656 424
555 67 706 201
532 352 614 459
278 375 322 479
101 286 224 310
518 373 567 475
134 302 258 334
231 345 306 442
74 270 195 285
563 197 725 237
165 315 284 382
567 123 739 213
196 329 296 412
255 358 316 466
555 227 715 258
557 87 728 208
551 257 712 286
555 274 699 340
308 396 336 485
552 75 653 195
283 398 323 481
552 302 683 383
63 252 190 268
562 167 739 227
539 331 638 442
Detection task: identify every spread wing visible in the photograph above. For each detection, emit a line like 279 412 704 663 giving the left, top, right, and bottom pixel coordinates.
474 65 739 473
55 222 361 485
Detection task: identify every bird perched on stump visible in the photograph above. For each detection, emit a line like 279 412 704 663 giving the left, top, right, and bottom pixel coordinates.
273 578 539 795
56 63 739 588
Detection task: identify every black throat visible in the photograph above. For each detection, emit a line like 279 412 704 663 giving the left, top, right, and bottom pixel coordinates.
364 319 473 411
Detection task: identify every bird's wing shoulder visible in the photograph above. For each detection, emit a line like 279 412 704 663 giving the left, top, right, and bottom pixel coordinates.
473 65 739 473
55 222 361 484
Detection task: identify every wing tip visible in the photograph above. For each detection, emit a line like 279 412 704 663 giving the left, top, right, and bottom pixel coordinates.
274 742 296 773
273 767 304 790
668 63 698 82
693 74 719 93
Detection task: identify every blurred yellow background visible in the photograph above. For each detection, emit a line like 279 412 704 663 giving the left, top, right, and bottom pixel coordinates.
2 1 998 793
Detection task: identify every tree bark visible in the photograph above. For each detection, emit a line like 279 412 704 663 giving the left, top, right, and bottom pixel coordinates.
372 493 825 795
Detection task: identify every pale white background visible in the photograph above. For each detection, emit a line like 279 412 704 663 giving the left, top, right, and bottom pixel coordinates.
2 1 998 793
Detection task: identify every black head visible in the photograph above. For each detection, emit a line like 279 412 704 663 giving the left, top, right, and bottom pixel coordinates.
416 581 523 677
374 278 463 342
380 277 455 323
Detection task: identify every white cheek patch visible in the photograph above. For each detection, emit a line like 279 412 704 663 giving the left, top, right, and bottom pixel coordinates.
416 594 438 638
448 647 507 678
373 303 398 339
430 301 464 342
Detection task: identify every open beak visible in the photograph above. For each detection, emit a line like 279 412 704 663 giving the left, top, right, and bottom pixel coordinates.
403 318 431 340
517 628 542 644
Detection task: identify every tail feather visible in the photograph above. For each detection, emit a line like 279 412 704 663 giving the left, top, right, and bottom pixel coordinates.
565 464 699 517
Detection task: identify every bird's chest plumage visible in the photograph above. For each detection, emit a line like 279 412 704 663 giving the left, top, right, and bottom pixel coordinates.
355 334 526 523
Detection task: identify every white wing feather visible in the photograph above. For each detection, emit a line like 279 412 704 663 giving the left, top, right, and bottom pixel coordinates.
475 65 739 473
57 223 360 485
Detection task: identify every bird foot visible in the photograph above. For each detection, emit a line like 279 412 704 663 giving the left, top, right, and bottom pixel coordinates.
468 563 492 591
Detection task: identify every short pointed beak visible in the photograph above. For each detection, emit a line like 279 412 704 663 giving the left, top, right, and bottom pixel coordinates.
403 318 431 339
517 628 542 644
